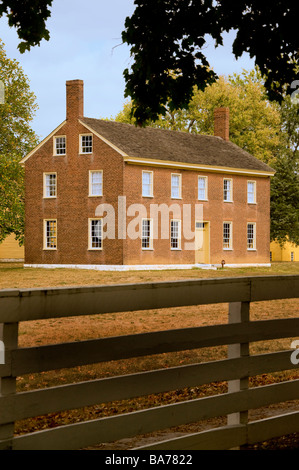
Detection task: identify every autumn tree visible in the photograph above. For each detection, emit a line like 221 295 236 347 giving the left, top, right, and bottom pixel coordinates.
0 39 39 244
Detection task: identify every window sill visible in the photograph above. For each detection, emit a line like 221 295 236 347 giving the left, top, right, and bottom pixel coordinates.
43 196 57 199
247 249 257 251
198 199 208 202
88 195 103 198
171 248 182 251
223 200 234 203
43 248 57 251
88 248 103 251
142 195 154 198
53 154 66 157
223 248 233 251
142 248 154 251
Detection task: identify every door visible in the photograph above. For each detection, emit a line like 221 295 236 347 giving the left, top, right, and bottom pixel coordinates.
195 221 210 264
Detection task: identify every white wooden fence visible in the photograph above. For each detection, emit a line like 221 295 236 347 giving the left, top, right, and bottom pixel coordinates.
0 275 298 450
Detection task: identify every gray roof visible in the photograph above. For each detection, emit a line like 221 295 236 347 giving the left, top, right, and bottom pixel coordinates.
81 117 274 173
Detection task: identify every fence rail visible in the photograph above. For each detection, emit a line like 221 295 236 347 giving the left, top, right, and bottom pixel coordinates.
0 275 298 450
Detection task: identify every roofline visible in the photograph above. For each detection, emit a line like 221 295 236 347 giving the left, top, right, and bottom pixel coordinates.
19 121 67 165
123 156 275 177
79 119 128 157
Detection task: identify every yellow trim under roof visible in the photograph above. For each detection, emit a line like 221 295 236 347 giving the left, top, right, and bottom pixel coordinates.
123 156 275 177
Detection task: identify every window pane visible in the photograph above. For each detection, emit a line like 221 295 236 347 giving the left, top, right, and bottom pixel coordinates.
171 220 180 249
198 177 206 200
142 219 151 248
81 135 92 153
91 171 102 196
45 174 56 197
223 223 231 249
247 182 255 203
171 175 180 198
55 137 66 155
142 172 152 197
224 180 231 201
247 223 255 249
46 220 57 248
91 220 102 248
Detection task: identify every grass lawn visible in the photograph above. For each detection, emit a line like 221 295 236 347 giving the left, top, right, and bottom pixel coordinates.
1 262 298 448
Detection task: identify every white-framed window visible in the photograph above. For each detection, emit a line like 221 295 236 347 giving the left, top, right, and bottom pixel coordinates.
171 173 182 199
44 219 57 250
198 176 208 200
247 223 256 250
223 222 232 250
89 219 102 250
170 220 181 250
141 218 153 249
80 134 93 154
44 173 57 198
142 171 153 197
54 136 66 155
247 180 256 204
89 170 103 197
223 178 233 202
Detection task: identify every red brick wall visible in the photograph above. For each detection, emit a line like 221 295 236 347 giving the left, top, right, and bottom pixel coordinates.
123 164 270 265
24 120 125 265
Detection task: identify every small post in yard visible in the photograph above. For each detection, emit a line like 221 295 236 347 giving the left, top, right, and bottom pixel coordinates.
227 302 250 442
0 322 19 448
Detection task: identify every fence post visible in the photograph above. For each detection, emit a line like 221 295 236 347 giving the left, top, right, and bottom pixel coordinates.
227 302 250 443
0 322 19 448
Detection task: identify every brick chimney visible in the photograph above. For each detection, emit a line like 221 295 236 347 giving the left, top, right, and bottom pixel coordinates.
66 79 84 121
214 107 229 141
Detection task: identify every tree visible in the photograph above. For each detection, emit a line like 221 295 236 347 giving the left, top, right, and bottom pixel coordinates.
115 69 282 165
122 0 299 124
0 39 39 244
270 96 299 246
0 0 53 52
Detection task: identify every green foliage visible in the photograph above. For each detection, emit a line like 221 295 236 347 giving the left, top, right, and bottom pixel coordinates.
0 39 39 244
0 0 53 52
122 0 299 124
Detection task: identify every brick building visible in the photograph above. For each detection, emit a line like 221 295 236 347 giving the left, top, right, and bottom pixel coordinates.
20 80 275 270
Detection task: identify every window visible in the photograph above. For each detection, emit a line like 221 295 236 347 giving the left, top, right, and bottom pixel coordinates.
171 174 181 199
247 181 256 204
44 220 57 249
80 134 93 153
142 219 153 249
223 222 232 249
247 223 256 250
170 220 181 249
44 173 57 198
270 251 272 262
223 179 233 202
142 171 153 197
89 219 102 249
291 252 295 262
198 176 207 200
54 136 66 155
89 171 103 196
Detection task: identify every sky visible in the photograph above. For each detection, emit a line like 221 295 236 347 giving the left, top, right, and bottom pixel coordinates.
0 0 255 140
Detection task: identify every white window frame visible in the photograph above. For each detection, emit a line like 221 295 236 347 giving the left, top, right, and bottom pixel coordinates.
247 180 256 204
141 218 153 250
198 176 208 200
142 171 153 197
247 222 256 250
44 219 57 250
88 218 103 250
170 219 181 250
43 172 57 198
223 178 233 202
53 136 66 156
89 170 103 197
223 221 233 250
171 173 182 199
80 134 93 154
